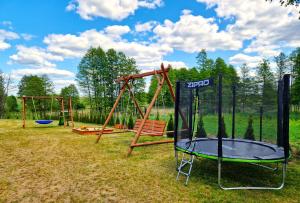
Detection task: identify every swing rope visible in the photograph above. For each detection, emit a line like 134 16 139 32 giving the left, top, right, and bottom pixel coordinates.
31 97 38 120
49 96 54 119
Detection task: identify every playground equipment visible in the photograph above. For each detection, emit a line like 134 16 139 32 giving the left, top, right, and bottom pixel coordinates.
22 96 74 128
72 126 113 135
95 63 176 156
174 74 291 189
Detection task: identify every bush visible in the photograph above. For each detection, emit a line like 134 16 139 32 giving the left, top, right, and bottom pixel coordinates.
196 116 207 138
166 114 174 137
155 111 160 120
244 116 255 140
219 116 228 138
58 111 64 126
108 115 115 126
115 115 120 124
122 116 126 125
127 114 134 129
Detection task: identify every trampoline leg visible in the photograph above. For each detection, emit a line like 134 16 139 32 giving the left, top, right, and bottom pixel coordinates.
218 160 286 190
176 153 194 185
175 151 178 170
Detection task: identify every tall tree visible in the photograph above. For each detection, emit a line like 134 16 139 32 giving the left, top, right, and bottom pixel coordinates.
60 84 80 109
275 52 289 80
0 71 5 118
256 59 276 108
240 64 252 111
290 48 300 105
5 95 18 112
76 47 144 115
268 0 300 19
18 75 54 117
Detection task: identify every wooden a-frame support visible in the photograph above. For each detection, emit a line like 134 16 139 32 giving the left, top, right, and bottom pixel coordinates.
95 63 177 156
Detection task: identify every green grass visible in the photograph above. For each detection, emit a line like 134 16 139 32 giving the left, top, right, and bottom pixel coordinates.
0 119 300 202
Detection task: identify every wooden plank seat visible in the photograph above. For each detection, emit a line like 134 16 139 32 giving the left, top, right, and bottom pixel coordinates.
131 119 166 136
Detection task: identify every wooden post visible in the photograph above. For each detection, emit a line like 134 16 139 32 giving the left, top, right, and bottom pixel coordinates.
127 76 165 156
162 63 189 128
69 97 74 128
22 97 26 128
61 98 66 128
96 80 129 143
161 64 175 100
125 83 144 118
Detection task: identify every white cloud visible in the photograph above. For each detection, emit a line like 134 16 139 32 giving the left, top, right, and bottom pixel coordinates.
11 67 75 79
43 28 172 71
9 45 64 68
229 53 262 68
138 0 162 9
2 21 13 29
135 21 158 32
0 41 11 50
163 60 187 69
197 0 300 58
10 67 76 94
152 12 242 53
104 25 131 38
0 29 19 51
21 33 35 41
66 0 162 21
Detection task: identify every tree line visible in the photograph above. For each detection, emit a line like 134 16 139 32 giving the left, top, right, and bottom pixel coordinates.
0 46 299 121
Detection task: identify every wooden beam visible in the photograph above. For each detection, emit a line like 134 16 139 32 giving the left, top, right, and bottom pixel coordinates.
161 64 175 100
22 96 63 99
22 97 26 128
161 63 189 128
69 97 74 128
116 67 170 82
95 80 129 143
127 76 165 156
131 140 174 147
61 98 66 128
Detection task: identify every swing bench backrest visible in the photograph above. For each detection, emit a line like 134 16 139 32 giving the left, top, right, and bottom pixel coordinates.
133 119 166 136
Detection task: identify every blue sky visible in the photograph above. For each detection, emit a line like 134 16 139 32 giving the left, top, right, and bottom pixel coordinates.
0 0 299 94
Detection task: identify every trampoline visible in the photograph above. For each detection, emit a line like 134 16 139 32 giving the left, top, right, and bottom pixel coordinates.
176 138 285 163
174 74 291 190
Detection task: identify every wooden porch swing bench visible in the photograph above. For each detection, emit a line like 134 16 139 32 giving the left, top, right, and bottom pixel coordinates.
131 119 167 136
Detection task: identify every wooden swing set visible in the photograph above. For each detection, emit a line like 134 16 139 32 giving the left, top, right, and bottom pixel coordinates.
22 96 74 128
95 63 176 156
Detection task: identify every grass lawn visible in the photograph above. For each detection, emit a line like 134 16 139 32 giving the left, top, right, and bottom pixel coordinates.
0 119 300 202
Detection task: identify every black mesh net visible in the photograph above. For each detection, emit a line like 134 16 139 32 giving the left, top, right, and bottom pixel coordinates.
174 75 290 160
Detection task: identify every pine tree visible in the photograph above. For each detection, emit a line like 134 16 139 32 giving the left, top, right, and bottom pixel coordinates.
166 114 174 137
155 111 160 120
219 116 228 138
115 115 120 124
290 48 300 106
58 111 64 126
257 59 276 109
244 116 255 140
122 116 126 128
108 115 115 126
196 116 207 138
127 114 134 129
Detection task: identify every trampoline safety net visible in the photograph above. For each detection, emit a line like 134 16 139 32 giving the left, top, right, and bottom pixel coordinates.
174 74 290 162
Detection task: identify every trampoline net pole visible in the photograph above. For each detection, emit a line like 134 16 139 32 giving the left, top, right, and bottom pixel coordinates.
283 74 290 160
217 74 223 158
